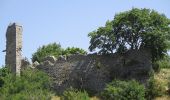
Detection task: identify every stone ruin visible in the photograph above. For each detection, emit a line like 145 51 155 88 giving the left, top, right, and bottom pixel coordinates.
4 23 152 94
37 49 152 94
5 23 22 76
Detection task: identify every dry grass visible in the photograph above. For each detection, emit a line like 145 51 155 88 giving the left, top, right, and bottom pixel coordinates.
154 69 170 91
51 96 100 100
51 96 60 100
90 96 100 100
154 69 170 100
155 96 170 100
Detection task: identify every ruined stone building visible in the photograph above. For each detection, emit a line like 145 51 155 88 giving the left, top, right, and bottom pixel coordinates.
3 23 152 93
5 23 22 76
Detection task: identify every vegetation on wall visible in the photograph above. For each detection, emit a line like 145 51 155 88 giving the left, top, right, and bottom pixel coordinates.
88 8 170 61
62 47 87 56
32 43 87 63
32 43 63 63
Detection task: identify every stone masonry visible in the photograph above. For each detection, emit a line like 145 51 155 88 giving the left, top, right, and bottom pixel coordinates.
37 49 152 94
5 23 22 76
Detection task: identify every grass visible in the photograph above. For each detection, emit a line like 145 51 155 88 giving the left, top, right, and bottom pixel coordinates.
154 68 170 100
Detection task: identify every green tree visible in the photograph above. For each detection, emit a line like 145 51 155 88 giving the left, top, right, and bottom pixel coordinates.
62 47 87 56
32 43 87 63
88 8 170 61
32 43 63 63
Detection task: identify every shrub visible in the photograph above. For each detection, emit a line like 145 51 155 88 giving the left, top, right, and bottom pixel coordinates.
101 80 145 100
152 55 170 72
145 77 164 100
0 68 53 100
61 88 90 100
152 61 161 72
0 66 10 87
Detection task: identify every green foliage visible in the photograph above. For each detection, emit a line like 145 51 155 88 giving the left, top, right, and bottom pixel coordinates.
146 77 164 100
32 43 87 63
156 55 170 69
152 55 170 72
32 43 63 63
88 8 170 61
0 68 53 100
0 66 10 87
101 80 145 100
62 47 87 56
152 61 161 73
61 88 90 100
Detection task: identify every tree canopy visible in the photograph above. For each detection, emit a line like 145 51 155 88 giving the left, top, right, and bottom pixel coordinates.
88 8 170 61
32 43 87 63
32 43 63 63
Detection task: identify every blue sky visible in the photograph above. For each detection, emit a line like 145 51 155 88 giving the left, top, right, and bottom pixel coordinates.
0 0 170 66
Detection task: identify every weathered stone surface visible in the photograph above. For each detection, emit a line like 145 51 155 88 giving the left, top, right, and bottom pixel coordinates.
5 23 22 76
58 55 67 61
32 61 39 68
21 57 30 70
37 49 152 94
42 56 56 64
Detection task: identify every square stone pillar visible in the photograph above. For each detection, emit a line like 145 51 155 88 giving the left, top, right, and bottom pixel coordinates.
5 23 22 76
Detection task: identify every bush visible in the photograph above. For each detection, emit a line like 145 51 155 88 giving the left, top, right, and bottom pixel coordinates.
152 55 170 72
0 66 10 87
101 80 145 100
61 88 90 100
145 77 164 100
0 68 53 100
152 61 161 72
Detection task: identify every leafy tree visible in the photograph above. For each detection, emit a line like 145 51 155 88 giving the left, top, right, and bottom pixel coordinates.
88 8 170 61
62 47 87 56
32 43 63 63
32 43 87 63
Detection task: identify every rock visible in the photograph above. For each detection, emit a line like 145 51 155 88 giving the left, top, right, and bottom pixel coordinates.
32 61 39 67
58 55 66 61
43 56 56 64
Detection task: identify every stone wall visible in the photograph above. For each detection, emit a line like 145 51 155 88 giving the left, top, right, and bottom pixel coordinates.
36 49 152 94
5 23 22 76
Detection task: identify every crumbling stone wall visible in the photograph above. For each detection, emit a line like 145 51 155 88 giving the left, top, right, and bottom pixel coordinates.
5 23 22 76
36 49 152 94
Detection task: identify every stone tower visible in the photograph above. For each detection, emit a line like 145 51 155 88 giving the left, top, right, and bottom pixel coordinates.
5 23 22 76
